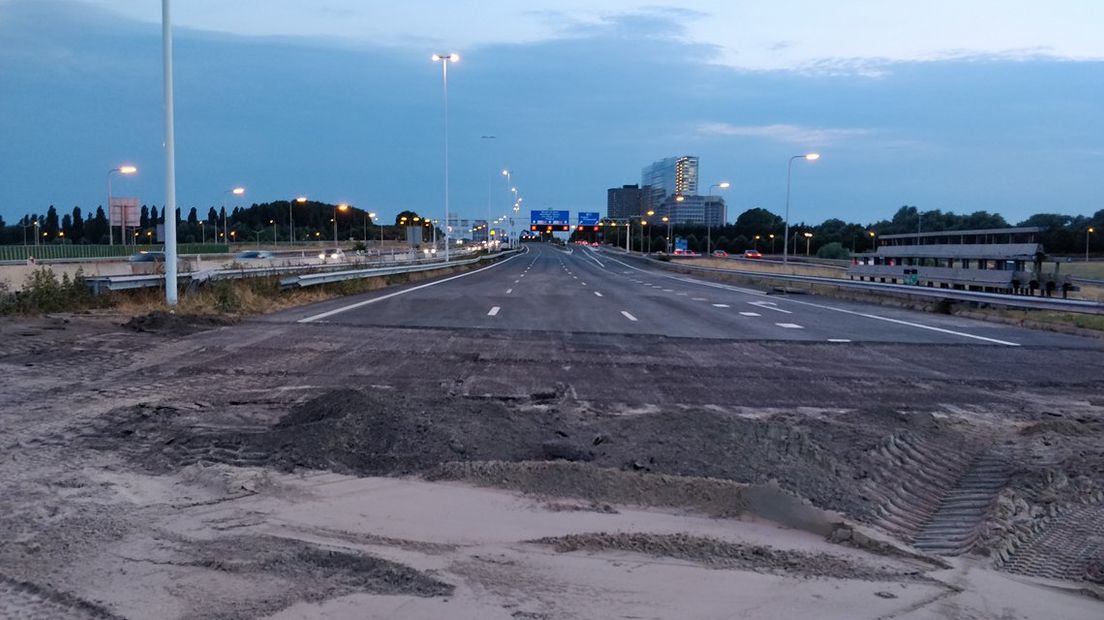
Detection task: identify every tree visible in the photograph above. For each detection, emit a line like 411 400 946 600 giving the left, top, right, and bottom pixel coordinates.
45 205 59 236
207 207 218 225
816 241 850 260
187 207 199 225
71 207 84 243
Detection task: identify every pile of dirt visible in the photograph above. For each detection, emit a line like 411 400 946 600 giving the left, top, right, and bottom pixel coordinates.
83 389 981 523
529 532 931 582
123 311 236 335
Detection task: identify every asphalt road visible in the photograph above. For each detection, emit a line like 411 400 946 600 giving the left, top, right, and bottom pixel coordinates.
270 243 1098 348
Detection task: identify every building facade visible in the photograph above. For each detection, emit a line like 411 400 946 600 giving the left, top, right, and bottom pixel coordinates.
607 184 644 220
651 195 726 227
641 156 699 213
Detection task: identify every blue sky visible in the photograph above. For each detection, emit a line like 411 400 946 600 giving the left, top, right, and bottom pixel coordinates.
1 0 1102 226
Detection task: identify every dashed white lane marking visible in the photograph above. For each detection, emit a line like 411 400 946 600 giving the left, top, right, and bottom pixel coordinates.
621 311 638 322
776 322 803 329
712 304 730 308
749 301 792 314
581 282 587 286
828 338 852 343
739 312 761 317
594 291 603 297
297 251 525 323
692 297 708 302
488 306 501 316
678 292 689 296
662 289 674 293
506 288 513 294
514 280 520 284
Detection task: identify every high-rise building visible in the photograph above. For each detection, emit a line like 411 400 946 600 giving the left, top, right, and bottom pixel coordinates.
607 184 644 220
641 156 699 213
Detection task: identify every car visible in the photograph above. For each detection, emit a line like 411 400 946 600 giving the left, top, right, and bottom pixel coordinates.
712 250 729 257
318 248 346 261
590 242 600 248
128 250 165 263
235 250 274 260
743 249 763 259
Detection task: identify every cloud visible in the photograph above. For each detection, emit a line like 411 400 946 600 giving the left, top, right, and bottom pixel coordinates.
696 123 874 145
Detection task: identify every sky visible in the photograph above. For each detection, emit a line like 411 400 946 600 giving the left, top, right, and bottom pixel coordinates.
1 0 1102 226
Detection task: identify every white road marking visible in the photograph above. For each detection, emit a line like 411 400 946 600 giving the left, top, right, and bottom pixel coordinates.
749 301 793 314
828 338 852 343
621 310 638 322
594 291 603 297
739 312 761 317
506 288 513 294
581 282 587 286
581 247 605 267
712 303 730 308
775 323 804 329
602 252 1021 346
678 292 689 296
488 306 501 316
297 251 525 323
692 297 708 301
662 289 674 293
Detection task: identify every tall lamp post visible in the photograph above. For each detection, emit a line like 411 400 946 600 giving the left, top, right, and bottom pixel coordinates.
783 153 820 264
804 232 813 256
107 165 137 246
369 212 383 249
1088 227 1096 262
161 0 179 304
289 196 307 244
669 195 684 252
222 187 245 246
333 203 349 244
705 181 730 255
432 52 459 262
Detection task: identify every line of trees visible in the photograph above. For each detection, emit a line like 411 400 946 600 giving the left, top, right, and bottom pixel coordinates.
0 201 400 246
576 206 1104 258
5 203 1101 256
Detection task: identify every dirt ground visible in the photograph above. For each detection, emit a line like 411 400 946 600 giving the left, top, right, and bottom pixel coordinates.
1 312 1103 619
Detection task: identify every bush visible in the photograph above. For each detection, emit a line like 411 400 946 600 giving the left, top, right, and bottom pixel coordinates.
211 280 242 313
0 268 98 315
816 242 850 260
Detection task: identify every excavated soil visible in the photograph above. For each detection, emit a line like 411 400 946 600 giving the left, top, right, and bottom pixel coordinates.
80 388 976 523
529 532 932 582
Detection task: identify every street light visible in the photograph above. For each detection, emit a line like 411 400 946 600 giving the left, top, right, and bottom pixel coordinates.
769 233 776 254
868 231 877 256
334 203 349 244
783 153 820 264
804 232 813 256
670 195 685 253
269 219 276 246
107 165 137 246
222 186 245 245
705 181 730 255
1089 227 1097 262
290 196 307 244
432 52 460 262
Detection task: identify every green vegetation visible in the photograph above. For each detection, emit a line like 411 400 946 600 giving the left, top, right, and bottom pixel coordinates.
816 242 850 260
0 268 103 314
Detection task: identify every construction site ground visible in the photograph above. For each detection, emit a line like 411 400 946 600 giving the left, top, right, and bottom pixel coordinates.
1 311 1102 619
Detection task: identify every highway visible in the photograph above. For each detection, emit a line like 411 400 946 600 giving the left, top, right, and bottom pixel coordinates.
283 243 1096 348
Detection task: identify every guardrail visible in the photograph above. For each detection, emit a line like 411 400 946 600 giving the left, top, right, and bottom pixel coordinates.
637 255 1104 316
82 249 505 294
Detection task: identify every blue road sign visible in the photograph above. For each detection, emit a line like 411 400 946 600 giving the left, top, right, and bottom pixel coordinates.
578 212 600 226
530 210 570 225
675 238 689 253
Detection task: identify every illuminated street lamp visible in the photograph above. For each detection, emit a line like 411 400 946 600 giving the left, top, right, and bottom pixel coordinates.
769 233 776 254
669 195 685 253
804 231 814 256
334 203 349 243
269 219 276 245
432 52 460 262
783 153 820 264
222 186 245 245
289 196 307 243
705 181 730 255
107 165 137 246
1089 227 1097 262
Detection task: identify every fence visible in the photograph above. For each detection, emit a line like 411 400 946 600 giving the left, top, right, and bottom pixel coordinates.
0 244 230 261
